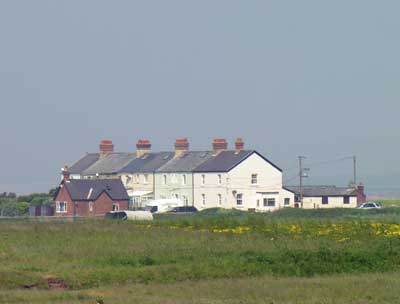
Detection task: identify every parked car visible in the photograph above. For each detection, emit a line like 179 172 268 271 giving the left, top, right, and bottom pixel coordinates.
105 210 153 221
358 202 382 209
169 206 198 213
144 198 184 214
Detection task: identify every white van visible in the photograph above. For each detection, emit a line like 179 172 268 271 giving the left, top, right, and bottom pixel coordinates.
144 198 184 214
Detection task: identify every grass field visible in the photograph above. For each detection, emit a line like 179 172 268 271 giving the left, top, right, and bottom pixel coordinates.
1 208 400 303
376 199 400 207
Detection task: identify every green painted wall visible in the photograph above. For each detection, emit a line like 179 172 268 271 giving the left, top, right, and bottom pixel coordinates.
154 173 194 206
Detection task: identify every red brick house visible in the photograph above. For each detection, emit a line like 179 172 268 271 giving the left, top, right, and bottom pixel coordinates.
54 167 129 217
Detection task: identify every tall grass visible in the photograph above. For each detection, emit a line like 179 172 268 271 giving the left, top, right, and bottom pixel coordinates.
1 209 400 290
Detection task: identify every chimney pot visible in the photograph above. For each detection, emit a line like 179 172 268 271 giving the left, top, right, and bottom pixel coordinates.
136 139 152 158
235 138 244 152
212 138 228 155
62 165 70 181
99 139 114 157
174 138 189 157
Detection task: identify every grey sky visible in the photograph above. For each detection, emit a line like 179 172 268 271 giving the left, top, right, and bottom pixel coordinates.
0 1 399 194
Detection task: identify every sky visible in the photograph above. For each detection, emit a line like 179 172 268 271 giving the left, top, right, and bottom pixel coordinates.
0 1 399 195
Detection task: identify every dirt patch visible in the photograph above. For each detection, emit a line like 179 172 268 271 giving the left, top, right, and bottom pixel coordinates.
47 278 68 290
23 284 38 289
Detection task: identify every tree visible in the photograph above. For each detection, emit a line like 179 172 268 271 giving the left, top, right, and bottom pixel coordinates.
16 202 30 216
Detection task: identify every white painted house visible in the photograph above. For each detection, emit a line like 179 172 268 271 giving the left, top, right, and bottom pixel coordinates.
284 185 364 209
192 139 294 211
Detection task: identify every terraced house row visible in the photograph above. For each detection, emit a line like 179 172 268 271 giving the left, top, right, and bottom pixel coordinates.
64 138 296 212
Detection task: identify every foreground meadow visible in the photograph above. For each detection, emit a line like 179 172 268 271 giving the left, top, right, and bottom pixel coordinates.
1 208 400 303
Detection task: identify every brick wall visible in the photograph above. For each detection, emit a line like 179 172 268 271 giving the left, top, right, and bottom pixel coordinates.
54 185 129 217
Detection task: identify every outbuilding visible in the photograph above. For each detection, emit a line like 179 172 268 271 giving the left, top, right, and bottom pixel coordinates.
54 168 130 217
284 185 366 209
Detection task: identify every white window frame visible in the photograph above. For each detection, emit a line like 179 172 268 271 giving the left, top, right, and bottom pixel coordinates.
112 203 120 211
182 195 188 205
89 201 93 212
202 194 206 205
218 174 222 185
144 174 149 184
182 174 187 185
163 175 167 185
264 198 275 207
56 201 67 213
284 198 290 206
218 194 222 205
251 174 258 185
201 174 205 185
236 194 243 206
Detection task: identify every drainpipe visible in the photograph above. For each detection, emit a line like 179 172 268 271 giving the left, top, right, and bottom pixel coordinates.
192 173 194 207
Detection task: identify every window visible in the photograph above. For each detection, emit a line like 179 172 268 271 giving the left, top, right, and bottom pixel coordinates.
322 196 328 205
284 198 290 206
202 194 206 205
218 194 222 205
251 174 258 185
135 174 140 183
218 174 222 185
89 201 93 212
344 196 350 204
257 200 260 207
144 174 149 184
236 194 243 206
264 198 275 207
182 174 187 185
182 195 188 205
112 203 119 211
201 174 205 185
56 201 67 213
163 175 167 185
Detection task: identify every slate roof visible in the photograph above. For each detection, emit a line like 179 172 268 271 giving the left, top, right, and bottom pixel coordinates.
284 185 358 197
118 152 174 173
193 150 282 172
157 151 214 173
192 150 253 172
62 179 129 201
82 153 136 175
69 153 100 174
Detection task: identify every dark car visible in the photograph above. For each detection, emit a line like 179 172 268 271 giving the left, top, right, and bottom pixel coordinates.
105 211 128 220
169 206 198 213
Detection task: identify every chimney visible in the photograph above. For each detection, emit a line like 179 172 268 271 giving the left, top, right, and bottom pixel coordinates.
174 138 189 157
357 183 366 205
136 139 151 158
62 165 70 181
235 138 244 153
212 138 228 155
99 140 114 157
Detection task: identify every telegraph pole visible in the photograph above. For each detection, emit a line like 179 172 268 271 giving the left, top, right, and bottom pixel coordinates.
353 155 357 186
298 156 307 208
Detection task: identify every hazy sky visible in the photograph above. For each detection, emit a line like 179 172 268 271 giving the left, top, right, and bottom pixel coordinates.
0 1 399 194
